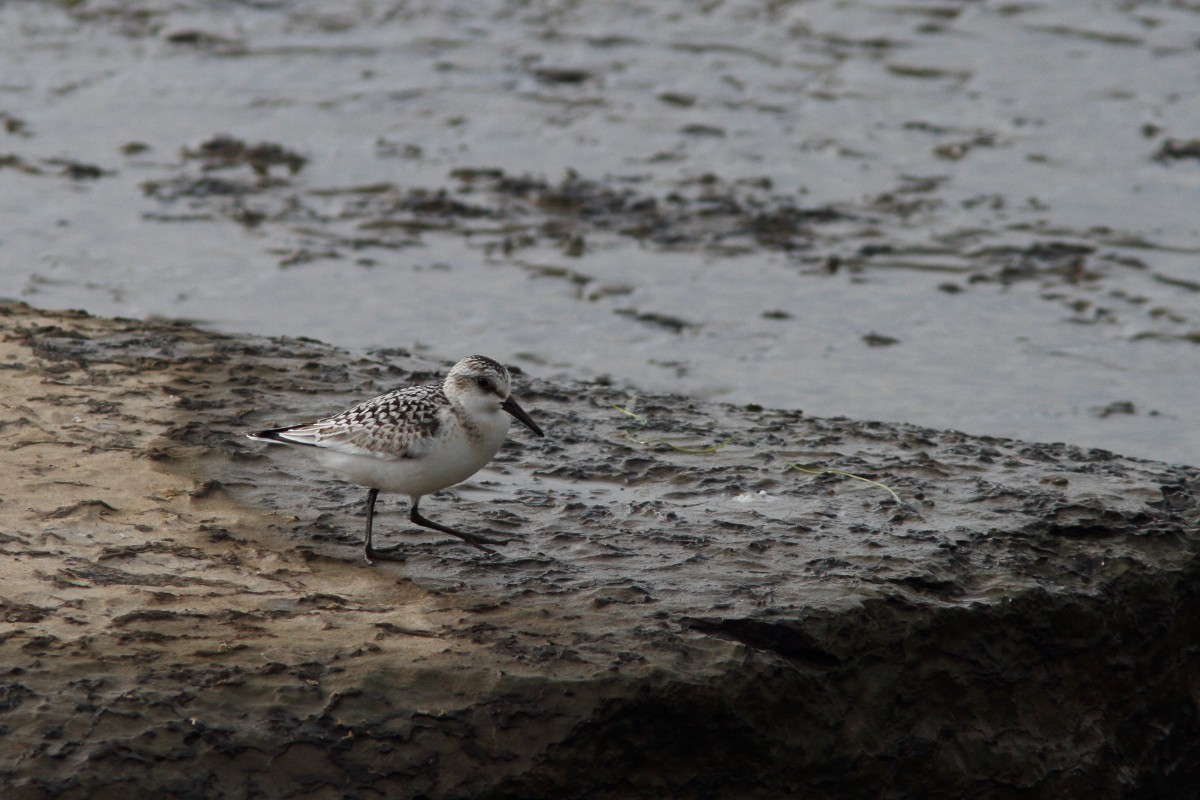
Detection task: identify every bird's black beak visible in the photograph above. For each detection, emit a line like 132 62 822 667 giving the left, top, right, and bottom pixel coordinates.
501 396 544 437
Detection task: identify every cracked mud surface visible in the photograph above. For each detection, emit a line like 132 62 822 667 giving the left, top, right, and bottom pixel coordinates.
3 303 1199 798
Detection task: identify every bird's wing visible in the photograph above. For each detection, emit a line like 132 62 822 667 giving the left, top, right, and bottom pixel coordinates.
248 384 444 459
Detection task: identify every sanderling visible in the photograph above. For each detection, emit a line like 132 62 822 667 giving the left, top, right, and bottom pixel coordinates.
247 355 544 563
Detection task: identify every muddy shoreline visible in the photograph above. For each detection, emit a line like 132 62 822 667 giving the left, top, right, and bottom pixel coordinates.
2 302 1198 798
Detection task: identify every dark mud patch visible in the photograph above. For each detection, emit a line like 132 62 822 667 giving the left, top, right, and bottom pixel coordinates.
0 153 113 181
2 303 1199 797
181 134 307 177
1154 138 1200 163
143 154 854 260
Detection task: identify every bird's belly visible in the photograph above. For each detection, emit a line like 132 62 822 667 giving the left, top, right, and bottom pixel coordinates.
312 435 501 497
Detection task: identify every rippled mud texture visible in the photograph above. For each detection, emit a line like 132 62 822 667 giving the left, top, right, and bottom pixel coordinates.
2 303 1200 799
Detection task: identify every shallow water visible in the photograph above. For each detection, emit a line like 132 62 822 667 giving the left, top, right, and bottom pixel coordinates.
2 0 1199 464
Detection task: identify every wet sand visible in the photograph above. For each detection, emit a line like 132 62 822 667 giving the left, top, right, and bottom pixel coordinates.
3 302 1199 798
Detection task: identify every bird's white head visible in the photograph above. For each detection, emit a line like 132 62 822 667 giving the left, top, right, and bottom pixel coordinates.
446 355 512 409
445 356 544 436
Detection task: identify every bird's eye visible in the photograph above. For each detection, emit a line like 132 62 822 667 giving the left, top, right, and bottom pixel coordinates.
474 376 493 391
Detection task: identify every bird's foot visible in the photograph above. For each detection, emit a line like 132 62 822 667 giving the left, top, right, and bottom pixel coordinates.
364 544 408 564
409 508 508 552
453 529 509 548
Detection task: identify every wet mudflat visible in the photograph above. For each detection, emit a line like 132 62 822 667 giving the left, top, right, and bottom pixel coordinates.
2 1 1200 464
2 303 1199 798
3 1 1200 795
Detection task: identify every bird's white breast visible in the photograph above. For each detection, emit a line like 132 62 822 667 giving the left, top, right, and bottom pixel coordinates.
308 408 511 498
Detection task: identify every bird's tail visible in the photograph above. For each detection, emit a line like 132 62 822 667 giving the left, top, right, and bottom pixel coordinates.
246 427 298 444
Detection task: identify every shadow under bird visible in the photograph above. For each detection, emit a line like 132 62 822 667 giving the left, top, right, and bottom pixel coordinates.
246 355 544 563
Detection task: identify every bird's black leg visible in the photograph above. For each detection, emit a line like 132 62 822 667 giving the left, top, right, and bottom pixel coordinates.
410 498 507 553
363 488 406 563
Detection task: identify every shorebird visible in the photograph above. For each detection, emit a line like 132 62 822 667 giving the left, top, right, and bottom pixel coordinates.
247 355 544 562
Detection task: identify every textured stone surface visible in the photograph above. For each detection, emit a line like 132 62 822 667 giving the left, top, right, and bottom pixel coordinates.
2 302 1198 798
